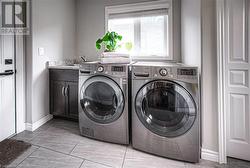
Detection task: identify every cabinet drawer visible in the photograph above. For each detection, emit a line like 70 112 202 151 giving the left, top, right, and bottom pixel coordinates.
50 69 79 82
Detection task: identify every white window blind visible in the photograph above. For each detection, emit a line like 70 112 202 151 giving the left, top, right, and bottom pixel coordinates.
108 9 168 19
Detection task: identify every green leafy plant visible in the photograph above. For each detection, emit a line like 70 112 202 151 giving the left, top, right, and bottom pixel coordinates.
96 31 122 52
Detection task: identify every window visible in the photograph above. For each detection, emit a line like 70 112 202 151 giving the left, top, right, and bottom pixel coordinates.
106 0 173 60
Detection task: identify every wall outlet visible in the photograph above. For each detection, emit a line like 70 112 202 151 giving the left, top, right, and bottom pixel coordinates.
38 47 45 56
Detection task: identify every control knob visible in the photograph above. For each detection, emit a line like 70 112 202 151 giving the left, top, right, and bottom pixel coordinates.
97 66 104 72
159 68 168 76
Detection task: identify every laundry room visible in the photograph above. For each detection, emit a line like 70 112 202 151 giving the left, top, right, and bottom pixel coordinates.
0 0 249 167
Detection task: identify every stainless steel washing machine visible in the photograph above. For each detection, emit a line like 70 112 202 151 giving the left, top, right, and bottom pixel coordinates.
79 62 129 145
131 62 200 163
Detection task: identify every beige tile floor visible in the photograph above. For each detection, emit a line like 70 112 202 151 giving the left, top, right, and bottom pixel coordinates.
1 119 249 168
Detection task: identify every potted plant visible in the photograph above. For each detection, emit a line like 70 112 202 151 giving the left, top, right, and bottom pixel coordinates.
96 31 132 63
96 31 122 55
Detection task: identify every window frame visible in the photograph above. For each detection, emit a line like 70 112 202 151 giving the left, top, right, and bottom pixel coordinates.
105 0 173 61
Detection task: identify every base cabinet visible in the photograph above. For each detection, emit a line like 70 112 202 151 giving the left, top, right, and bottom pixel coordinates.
50 69 79 120
51 81 67 117
66 82 78 119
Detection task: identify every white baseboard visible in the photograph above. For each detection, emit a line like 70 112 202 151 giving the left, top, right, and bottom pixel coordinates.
201 148 219 162
25 114 53 132
17 122 26 134
25 123 33 132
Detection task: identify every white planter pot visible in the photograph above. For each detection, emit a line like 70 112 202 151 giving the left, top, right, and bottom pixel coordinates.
101 52 130 58
100 52 130 63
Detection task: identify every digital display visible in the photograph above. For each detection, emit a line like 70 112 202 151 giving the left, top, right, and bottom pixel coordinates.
178 69 196 76
111 66 124 72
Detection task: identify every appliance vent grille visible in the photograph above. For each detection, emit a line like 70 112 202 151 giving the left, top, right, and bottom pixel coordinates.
81 127 94 137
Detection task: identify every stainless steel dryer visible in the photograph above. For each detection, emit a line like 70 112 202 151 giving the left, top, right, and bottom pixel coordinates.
79 62 129 145
131 62 200 163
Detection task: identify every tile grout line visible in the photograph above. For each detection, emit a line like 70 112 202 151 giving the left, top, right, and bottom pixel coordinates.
20 122 53 143
30 146 112 168
69 143 78 155
67 142 112 167
35 146 85 161
37 135 127 168
121 147 128 168
78 160 85 168
9 122 50 167
14 126 119 168
14 120 125 168
81 159 113 168
69 151 113 168
12 119 227 168
14 146 40 168
13 121 115 167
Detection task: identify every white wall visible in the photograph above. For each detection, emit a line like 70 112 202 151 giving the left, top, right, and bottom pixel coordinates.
181 0 201 69
26 0 76 124
181 0 219 153
201 0 218 153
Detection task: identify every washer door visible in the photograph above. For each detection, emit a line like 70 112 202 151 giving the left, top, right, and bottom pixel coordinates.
80 76 124 124
135 80 196 137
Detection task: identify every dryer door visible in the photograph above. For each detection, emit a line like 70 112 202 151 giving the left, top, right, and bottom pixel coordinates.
135 80 197 137
80 76 124 124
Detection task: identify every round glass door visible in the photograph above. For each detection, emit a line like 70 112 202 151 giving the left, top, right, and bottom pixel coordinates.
135 80 196 137
80 76 124 124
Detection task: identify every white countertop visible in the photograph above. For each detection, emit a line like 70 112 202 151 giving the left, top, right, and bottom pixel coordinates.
48 64 79 70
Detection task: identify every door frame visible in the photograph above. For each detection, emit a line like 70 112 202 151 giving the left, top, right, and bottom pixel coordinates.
15 35 26 133
217 0 250 163
216 0 227 164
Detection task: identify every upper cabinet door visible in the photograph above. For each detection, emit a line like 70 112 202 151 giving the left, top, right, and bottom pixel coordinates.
225 0 250 161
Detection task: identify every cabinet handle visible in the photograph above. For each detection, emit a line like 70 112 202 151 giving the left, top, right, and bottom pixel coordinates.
62 86 65 96
64 86 68 97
